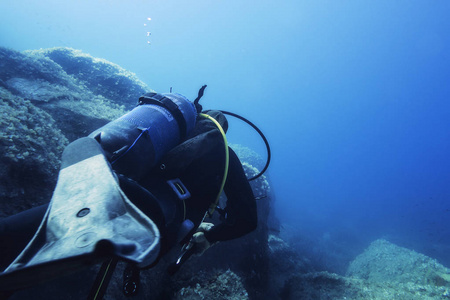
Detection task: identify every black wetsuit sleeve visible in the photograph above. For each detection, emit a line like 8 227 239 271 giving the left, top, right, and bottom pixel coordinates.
204 148 257 243
0 204 48 271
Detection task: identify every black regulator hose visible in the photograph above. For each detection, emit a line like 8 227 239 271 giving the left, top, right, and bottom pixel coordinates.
192 85 271 181
219 110 271 181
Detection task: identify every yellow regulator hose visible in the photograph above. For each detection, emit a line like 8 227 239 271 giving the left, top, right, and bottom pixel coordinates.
199 113 229 216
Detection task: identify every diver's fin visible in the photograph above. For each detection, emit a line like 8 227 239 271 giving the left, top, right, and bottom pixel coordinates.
0 137 160 292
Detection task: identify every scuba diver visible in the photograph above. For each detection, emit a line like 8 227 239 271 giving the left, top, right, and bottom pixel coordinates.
0 86 270 298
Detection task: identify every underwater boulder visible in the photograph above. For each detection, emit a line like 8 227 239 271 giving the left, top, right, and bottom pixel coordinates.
0 47 153 142
0 47 151 219
342 239 450 299
174 269 249 300
31 47 150 108
347 239 450 286
276 239 450 299
0 47 88 104
279 272 351 300
0 47 71 87
0 87 68 217
267 234 315 293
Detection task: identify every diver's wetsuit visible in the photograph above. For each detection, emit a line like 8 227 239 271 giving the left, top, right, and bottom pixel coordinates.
0 205 48 271
204 147 257 243
161 110 257 244
126 110 257 253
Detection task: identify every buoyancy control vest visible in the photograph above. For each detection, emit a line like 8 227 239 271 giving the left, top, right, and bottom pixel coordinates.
89 92 197 180
140 110 229 227
152 110 228 179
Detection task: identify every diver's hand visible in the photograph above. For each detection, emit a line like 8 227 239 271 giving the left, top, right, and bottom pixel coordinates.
197 222 214 233
186 222 214 256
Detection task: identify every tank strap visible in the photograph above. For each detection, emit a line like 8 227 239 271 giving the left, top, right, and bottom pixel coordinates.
138 93 188 140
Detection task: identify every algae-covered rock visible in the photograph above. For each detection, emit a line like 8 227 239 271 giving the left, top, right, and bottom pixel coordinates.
268 234 315 295
0 47 71 87
281 270 450 300
0 47 153 141
229 143 266 173
280 271 350 300
0 46 153 216
277 239 450 300
174 269 249 300
0 87 68 216
347 239 450 287
30 47 149 107
0 46 150 109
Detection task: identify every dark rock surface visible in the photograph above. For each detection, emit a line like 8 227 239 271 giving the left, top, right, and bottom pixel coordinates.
0 87 67 216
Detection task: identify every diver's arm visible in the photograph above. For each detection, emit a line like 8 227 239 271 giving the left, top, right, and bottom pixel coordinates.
204 148 257 243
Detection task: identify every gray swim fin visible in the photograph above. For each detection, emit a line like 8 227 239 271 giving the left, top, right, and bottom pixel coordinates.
0 137 160 291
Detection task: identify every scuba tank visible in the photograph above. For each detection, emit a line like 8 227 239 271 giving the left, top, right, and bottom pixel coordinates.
89 92 197 180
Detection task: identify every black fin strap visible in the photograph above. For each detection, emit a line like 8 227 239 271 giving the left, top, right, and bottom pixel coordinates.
193 85 207 113
87 258 119 300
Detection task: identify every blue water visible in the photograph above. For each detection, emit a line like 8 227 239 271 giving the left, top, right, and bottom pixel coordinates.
1 0 450 267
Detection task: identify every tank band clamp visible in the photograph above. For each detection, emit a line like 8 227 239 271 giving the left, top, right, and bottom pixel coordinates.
138 93 188 140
